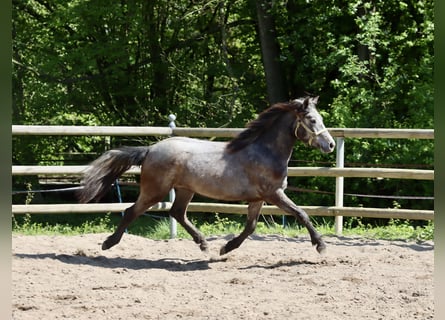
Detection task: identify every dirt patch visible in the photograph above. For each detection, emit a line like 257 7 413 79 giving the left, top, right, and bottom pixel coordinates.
12 233 434 319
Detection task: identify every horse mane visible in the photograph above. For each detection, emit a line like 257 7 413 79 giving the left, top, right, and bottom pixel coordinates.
226 102 298 153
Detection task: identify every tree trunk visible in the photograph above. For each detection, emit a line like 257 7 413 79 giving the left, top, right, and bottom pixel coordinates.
357 6 370 63
145 1 170 123
255 0 288 104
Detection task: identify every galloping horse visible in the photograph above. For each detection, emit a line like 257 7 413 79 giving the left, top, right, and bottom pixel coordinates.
78 96 335 255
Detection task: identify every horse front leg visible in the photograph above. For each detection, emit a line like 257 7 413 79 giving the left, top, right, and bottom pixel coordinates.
220 201 264 255
168 188 208 252
266 189 326 254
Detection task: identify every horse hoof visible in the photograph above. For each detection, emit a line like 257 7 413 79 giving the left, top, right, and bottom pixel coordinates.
316 242 327 255
102 237 116 250
102 241 111 250
219 246 227 256
199 241 209 253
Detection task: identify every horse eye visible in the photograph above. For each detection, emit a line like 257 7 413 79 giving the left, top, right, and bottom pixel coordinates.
310 119 316 124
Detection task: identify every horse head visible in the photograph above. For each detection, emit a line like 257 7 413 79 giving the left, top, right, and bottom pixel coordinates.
291 96 335 153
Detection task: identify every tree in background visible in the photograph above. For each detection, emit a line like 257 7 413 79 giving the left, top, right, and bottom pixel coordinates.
13 0 265 128
272 0 433 128
270 0 433 211
12 0 265 165
255 0 288 103
13 0 433 128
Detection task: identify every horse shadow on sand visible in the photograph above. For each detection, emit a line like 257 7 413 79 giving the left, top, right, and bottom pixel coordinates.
14 250 327 271
14 242 327 272
14 252 219 272
323 235 434 252
15 235 431 272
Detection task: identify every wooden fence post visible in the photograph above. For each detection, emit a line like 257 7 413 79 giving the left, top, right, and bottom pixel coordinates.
335 137 344 234
168 114 177 239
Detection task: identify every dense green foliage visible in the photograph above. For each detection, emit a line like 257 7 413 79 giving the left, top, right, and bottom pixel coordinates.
13 1 433 218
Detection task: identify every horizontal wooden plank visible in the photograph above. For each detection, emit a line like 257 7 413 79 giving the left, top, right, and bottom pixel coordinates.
12 165 87 175
12 125 172 136
287 167 434 180
177 203 435 220
12 125 434 139
329 128 433 139
12 202 172 214
11 165 140 175
12 165 434 180
172 127 242 138
12 202 433 220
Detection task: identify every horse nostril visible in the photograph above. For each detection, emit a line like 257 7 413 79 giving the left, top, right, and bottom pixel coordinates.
330 142 335 150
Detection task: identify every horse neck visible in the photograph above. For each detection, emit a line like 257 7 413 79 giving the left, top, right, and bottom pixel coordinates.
255 113 297 163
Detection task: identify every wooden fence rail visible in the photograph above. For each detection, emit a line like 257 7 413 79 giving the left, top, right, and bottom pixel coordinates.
12 202 433 221
12 125 434 139
12 125 434 228
12 165 434 180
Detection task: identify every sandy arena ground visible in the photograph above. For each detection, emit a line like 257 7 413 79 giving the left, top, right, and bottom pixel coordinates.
12 233 433 319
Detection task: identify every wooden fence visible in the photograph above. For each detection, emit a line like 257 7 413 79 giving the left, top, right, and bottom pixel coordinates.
12 124 434 235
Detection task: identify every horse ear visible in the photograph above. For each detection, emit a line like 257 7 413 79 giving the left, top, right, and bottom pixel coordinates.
312 96 319 104
290 99 304 113
303 97 310 109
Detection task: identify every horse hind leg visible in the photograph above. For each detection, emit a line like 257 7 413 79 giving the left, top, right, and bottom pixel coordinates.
102 162 175 250
220 201 263 255
102 193 165 250
168 188 208 252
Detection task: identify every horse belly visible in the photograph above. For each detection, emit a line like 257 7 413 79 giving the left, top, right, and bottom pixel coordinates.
177 160 260 202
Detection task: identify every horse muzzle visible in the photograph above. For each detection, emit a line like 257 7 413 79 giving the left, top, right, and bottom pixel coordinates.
317 134 336 153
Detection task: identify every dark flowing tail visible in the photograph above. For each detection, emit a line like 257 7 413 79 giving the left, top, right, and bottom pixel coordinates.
77 146 149 203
